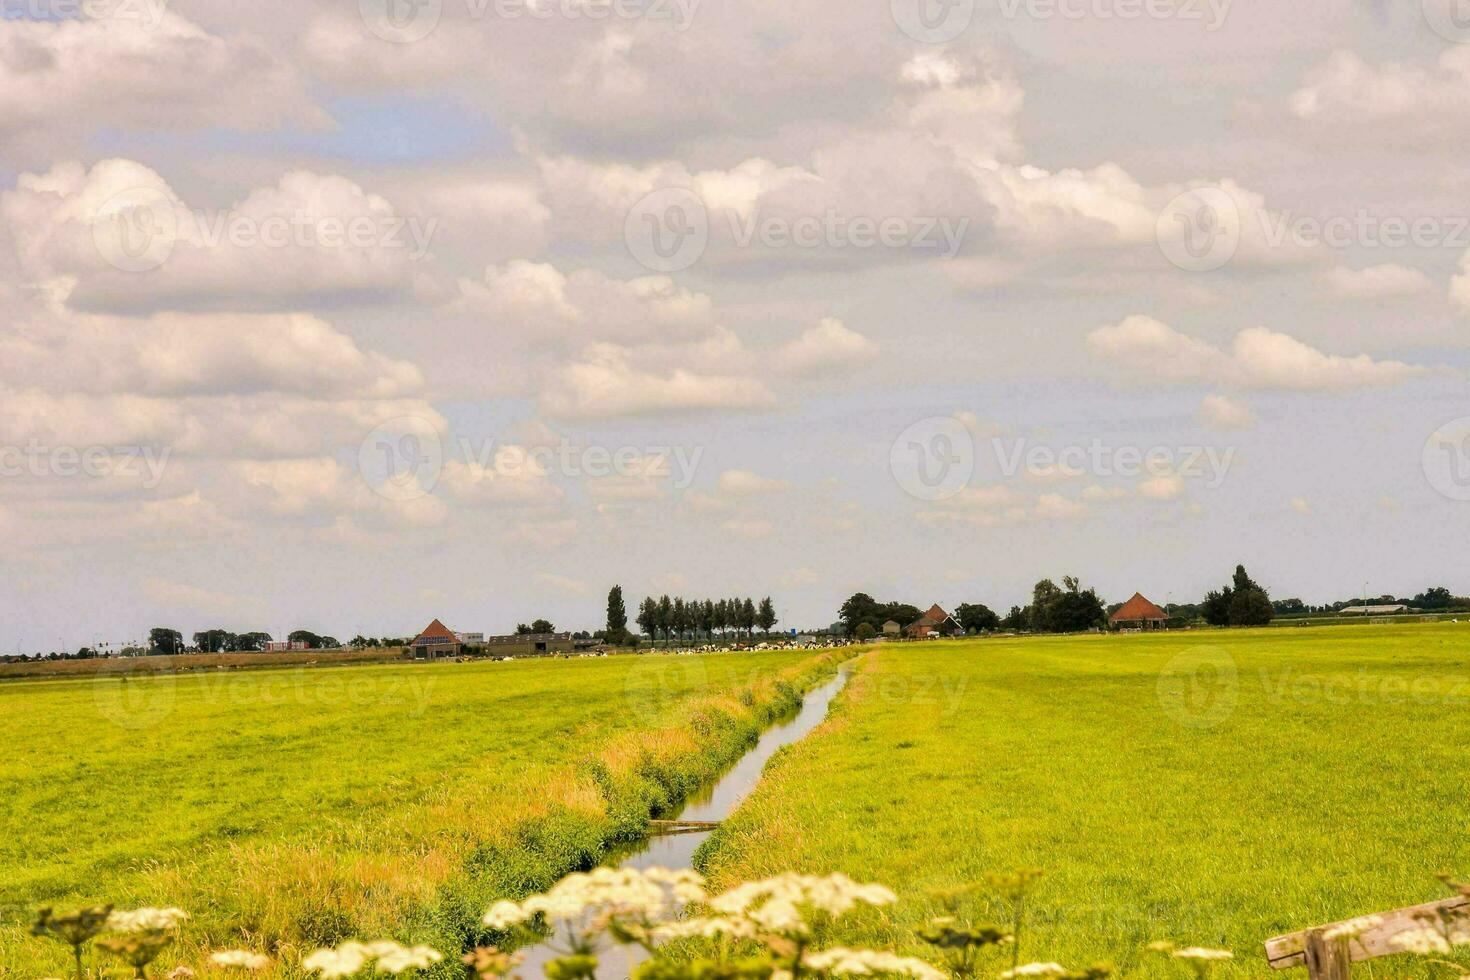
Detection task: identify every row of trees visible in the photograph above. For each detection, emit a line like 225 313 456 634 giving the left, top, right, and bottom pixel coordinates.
1001 577 1108 633
633 593 777 647
838 595 925 637
145 627 345 655
1270 586 1470 616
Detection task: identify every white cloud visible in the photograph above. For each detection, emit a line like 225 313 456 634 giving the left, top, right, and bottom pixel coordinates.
440 452 564 508
1137 474 1186 501
1198 394 1257 431
533 572 591 596
1287 48 1470 145
1324 264 1432 301
538 344 777 420
0 12 322 165
722 517 777 540
1033 492 1089 520
1089 316 1431 391
774 317 878 376
3 162 435 314
716 470 791 496
1080 484 1129 503
457 263 717 349
1449 252 1470 313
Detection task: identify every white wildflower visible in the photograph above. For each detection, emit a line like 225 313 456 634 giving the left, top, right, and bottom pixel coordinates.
482 867 703 929
650 916 759 942
304 943 372 979
210 950 270 971
482 901 531 930
802 947 946 980
366 941 442 974
1391 928 1453 955
1322 916 1382 942
1003 963 1069 978
1173 947 1233 961
107 908 189 933
303 941 442 977
709 873 897 934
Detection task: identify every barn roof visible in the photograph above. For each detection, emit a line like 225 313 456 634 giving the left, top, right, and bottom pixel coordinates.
1109 593 1169 623
415 618 457 643
913 604 953 626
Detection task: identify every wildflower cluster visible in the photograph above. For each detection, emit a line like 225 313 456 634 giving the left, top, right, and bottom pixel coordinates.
302 940 444 977
210 949 272 971
94 908 188 979
24 866 1246 979
477 866 918 980
1386 876 1470 967
1147 941 1233 980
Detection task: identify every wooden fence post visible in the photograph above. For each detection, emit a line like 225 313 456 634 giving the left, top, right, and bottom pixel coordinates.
1302 929 1351 980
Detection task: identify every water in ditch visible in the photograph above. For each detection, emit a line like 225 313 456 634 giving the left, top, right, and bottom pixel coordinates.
513 665 853 978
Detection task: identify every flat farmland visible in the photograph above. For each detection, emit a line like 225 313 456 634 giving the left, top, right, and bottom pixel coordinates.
0 648 846 975
702 625 1470 977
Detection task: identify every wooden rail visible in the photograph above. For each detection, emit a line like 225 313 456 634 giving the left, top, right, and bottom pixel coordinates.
647 819 721 835
1264 896 1469 979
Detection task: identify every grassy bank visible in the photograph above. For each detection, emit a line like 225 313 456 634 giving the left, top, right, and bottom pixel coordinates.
0 647 410 680
701 624 1470 977
1 647 853 976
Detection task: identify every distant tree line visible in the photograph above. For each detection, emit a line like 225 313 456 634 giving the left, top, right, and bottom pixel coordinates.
139 627 350 655
999 577 1108 633
838 595 1001 639
633 593 777 647
1269 585 1470 617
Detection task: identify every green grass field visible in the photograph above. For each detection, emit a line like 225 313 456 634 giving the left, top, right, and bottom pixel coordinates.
0 649 848 976
701 624 1470 977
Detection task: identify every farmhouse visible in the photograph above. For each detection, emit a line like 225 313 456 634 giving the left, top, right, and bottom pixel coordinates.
1109 593 1169 630
411 619 461 659
1340 603 1411 616
882 620 902 638
482 632 576 657
905 604 962 638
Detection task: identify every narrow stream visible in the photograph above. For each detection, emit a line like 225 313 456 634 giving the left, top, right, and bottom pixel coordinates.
515 665 853 978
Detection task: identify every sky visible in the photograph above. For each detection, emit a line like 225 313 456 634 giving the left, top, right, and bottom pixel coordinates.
3 0 1470 651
